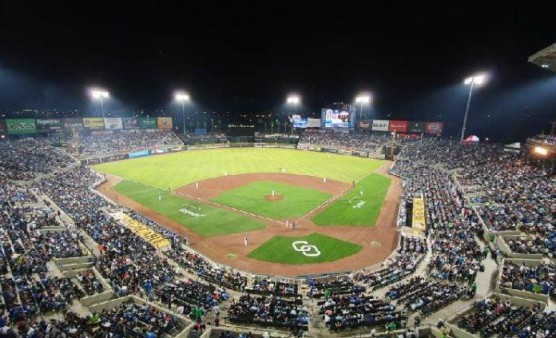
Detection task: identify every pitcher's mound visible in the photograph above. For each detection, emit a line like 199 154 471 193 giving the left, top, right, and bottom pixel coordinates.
264 195 284 201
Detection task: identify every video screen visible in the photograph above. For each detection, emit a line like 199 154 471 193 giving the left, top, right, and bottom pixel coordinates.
321 108 354 128
289 114 307 128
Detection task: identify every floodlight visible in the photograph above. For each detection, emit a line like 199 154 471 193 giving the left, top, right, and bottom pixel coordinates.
175 92 190 102
91 89 109 99
534 146 549 156
464 73 488 86
286 95 300 104
355 95 371 104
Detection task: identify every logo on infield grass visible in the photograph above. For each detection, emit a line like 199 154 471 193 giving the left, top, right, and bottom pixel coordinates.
292 241 321 257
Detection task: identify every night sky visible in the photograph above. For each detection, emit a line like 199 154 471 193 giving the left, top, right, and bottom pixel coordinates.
0 0 554 141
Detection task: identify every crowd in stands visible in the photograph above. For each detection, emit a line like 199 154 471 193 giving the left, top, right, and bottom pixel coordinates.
455 295 548 337
499 261 555 295
75 130 183 156
0 139 75 180
299 132 390 153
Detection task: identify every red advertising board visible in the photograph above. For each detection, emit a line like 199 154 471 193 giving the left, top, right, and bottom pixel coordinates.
425 122 444 134
388 120 408 133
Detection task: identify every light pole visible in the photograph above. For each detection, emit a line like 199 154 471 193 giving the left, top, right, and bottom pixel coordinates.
461 74 487 142
175 92 190 134
91 89 109 118
355 94 371 130
286 94 300 135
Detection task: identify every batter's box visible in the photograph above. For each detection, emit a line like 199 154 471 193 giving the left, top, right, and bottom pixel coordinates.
225 253 237 260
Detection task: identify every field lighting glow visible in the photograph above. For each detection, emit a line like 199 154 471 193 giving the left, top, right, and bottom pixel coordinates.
534 146 549 156
175 92 190 102
464 73 488 86
286 95 300 104
90 89 109 99
355 95 371 104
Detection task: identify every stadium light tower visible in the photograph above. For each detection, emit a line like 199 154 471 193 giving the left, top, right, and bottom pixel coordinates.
175 92 190 134
90 89 109 118
355 94 371 130
286 94 300 134
460 73 488 142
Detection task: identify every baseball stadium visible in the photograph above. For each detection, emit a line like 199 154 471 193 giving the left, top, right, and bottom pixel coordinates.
1 3 555 338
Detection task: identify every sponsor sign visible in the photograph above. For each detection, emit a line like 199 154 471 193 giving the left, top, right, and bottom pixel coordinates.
103 117 123 130
112 212 171 250
157 117 173 129
6 119 37 135
292 241 321 257
128 150 150 158
290 114 307 128
425 122 444 134
122 117 140 129
36 118 63 132
412 197 426 232
0 120 6 138
388 120 408 133
139 117 158 129
83 117 105 129
372 119 389 131
408 121 425 133
359 120 372 129
62 118 84 130
306 118 321 128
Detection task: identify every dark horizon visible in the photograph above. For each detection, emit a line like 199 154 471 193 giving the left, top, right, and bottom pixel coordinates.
0 0 555 142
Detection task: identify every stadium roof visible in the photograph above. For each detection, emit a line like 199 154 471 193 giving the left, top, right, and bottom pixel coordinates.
528 42 556 72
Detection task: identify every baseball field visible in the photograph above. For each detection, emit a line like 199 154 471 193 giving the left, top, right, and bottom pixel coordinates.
94 148 399 273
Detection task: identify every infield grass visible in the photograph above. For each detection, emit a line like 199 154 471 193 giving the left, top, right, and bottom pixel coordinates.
311 173 391 226
248 233 362 264
211 181 331 219
114 180 265 237
93 148 384 189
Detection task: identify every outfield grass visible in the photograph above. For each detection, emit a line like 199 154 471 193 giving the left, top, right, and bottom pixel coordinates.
94 148 384 189
114 180 265 237
211 181 330 219
247 233 362 264
311 173 391 226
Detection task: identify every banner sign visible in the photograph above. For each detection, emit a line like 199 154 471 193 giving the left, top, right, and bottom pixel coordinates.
425 122 444 134
104 117 123 130
128 150 150 158
359 120 372 130
62 118 84 130
157 117 173 129
139 117 158 129
306 118 321 128
83 117 105 130
290 114 307 128
6 119 37 135
36 118 63 132
408 121 425 133
388 120 408 133
0 120 6 138
372 119 390 131
122 117 140 129
112 212 171 251
412 197 426 232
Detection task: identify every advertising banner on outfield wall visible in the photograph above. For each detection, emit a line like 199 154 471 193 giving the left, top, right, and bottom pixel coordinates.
306 118 321 128
388 120 408 133
104 117 123 130
425 122 444 134
0 120 6 138
408 121 425 133
372 119 390 131
36 118 63 132
122 117 140 129
359 120 372 130
6 119 37 135
157 117 173 129
139 117 157 129
83 117 105 130
62 118 84 130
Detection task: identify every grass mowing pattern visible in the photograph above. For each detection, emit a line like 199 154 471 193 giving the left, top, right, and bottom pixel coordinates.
248 233 362 264
114 180 265 237
211 181 331 219
311 173 391 226
94 148 384 189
